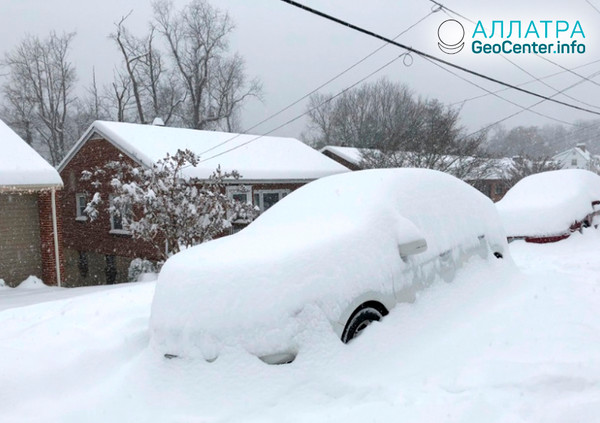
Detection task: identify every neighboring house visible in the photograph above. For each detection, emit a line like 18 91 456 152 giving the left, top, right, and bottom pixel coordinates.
0 119 64 287
320 145 512 202
553 143 598 172
320 146 373 171
466 158 515 203
58 120 349 286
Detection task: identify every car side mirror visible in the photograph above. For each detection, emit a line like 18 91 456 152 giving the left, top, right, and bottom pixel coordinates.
398 238 428 257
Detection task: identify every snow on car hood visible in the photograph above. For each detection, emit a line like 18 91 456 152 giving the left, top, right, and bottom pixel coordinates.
496 169 600 237
150 169 508 360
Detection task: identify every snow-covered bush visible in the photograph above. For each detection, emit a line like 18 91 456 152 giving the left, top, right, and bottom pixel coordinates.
82 149 259 260
128 258 158 282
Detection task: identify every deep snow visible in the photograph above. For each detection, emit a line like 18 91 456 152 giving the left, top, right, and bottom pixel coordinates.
0 119 63 188
1 230 600 422
151 169 509 361
496 169 600 237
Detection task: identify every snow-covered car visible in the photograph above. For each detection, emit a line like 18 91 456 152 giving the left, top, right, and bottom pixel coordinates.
150 169 508 364
496 169 600 243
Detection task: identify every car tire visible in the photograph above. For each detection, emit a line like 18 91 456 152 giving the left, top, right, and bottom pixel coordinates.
341 306 384 343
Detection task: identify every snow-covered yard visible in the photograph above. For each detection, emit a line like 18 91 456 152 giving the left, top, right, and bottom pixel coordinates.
1 230 600 422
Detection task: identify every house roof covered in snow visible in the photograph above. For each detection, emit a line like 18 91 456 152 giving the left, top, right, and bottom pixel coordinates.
553 146 592 163
0 119 63 190
59 121 350 181
320 146 375 168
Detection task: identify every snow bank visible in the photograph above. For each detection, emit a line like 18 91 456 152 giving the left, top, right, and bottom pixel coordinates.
17 276 48 290
2 235 600 422
0 119 62 188
151 168 509 360
0 279 7 289
497 169 600 237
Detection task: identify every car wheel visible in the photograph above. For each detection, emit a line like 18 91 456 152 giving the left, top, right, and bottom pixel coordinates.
341 305 384 343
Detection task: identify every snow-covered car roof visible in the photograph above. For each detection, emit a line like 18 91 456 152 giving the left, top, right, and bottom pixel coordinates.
496 169 600 239
60 121 350 181
0 119 62 190
150 168 508 361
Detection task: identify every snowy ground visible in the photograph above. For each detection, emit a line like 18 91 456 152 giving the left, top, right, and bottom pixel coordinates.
2 230 600 422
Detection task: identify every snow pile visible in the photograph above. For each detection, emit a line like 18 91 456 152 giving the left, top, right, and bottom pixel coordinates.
0 119 62 188
67 121 350 180
0 279 7 289
2 235 600 422
497 169 600 237
17 276 48 290
151 168 509 361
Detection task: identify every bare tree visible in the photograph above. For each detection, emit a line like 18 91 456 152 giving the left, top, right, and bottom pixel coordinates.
2 32 77 165
304 79 417 150
152 0 261 129
110 13 148 124
502 154 561 189
305 78 491 180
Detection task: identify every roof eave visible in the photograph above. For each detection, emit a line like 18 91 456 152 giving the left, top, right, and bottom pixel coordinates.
0 182 63 193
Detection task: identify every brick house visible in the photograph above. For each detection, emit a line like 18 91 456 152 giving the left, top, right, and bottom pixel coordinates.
58 120 349 286
0 119 64 287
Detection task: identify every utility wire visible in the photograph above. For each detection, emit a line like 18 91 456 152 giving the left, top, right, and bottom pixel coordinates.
585 0 600 16
195 9 437 158
450 58 600 107
431 0 600 93
279 0 600 116
464 71 600 138
424 56 578 127
457 67 600 136
197 53 409 164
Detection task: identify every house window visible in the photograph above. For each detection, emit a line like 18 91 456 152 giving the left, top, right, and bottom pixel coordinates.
78 251 88 278
105 255 117 285
226 185 253 204
572 159 577 166
75 193 87 221
254 189 290 212
494 184 503 196
109 195 131 234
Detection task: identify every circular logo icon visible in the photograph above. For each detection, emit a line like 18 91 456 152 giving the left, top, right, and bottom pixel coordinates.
438 19 465 54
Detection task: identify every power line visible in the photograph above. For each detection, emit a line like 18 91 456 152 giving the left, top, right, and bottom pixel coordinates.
458 67 600 137
428 0 474 23
432 0 600 92
279 0 600 116
195 9 437 158
197 53 410 164
585 0 600 16
450 58 600 107
424 55 578 127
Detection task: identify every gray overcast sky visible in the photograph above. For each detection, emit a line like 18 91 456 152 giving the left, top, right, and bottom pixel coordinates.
1 0 599 140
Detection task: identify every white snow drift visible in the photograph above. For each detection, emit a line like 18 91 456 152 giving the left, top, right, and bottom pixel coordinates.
150 168 509 363
497 169 600 239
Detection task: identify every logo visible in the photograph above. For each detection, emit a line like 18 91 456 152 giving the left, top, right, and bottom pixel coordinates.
438 19 465 54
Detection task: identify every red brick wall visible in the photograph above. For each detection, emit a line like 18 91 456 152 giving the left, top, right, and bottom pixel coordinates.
60 139 162 262
61 139 313 260
60 137 317 285
37 190 65 286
